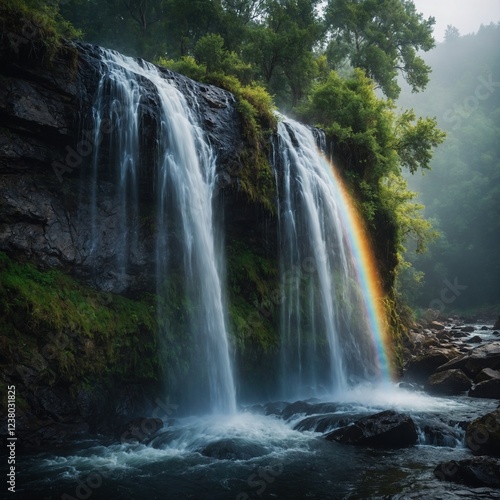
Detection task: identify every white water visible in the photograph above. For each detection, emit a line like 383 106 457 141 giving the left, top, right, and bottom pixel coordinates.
90 50 236 414
274 117 380 399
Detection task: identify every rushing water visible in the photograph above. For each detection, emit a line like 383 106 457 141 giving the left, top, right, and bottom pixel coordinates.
87 49 236 414
16 385 499 499
274 117 386 400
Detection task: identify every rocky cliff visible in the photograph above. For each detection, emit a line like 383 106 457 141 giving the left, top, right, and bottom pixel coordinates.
0 39 279 446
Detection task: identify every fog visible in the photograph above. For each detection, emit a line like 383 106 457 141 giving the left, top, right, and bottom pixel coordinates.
397 23 500 313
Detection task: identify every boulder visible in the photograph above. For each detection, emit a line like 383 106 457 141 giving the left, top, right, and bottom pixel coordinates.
469 379 500 399
430 321 445 330
434 457 500 487
404 349 458 384
200 439 268 460
280 401 312 420
436 342 500 378
324 410 418 448
493 316 500 330
466 335 483 344
461 326 476 333
474 368 500 384
425 369 472 396
294 414 353 433
465 410 500 456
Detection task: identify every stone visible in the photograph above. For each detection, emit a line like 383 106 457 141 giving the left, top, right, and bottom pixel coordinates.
461 326 476 333
430 321 445 330
280 401 312 420
466 335 483 343
404 350 458 384
425 369 472 396
469 379 500 399
434 457 500 487
474 368 500 384
324 410 418 448
465 410 500 456
493 316 500 330
436 342 500 378
200 439 268 460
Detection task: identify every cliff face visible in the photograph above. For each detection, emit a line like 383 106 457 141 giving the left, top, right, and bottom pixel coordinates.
0 40 279 446
0 41 260 294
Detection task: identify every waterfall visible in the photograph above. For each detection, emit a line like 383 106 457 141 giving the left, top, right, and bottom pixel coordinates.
274 116 385 399
88 49 236 414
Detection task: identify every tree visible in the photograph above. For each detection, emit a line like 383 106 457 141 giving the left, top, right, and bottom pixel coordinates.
444 24 460 43
324 0 436 99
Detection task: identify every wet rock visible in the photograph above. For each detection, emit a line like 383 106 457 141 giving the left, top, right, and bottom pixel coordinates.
461 326 476 333
474 368 500 384
436 342 500 378
324 410 418 448
200 439 268 460
465 410 500 456
434 457 500 487
404 349 458 384
430 321 445 330
294 414 353 433
469 379 500 399
480 326 489 331
493 316 500 330
280 401 312 420
425 369 472 396
264 401 288 416
119 417 164 443
466 335 483 344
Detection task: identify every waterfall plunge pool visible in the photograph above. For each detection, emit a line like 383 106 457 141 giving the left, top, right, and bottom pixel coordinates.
15 385 499 499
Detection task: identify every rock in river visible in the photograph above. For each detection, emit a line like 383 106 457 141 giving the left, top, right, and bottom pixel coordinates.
324 410 418 448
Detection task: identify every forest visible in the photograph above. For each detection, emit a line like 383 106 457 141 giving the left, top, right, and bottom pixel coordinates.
398 23 500 314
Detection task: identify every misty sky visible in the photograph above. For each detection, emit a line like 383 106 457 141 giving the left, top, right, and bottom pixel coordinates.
412 0 500 41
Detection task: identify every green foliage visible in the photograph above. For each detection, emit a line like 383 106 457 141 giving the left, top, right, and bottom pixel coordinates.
0 0 81 62
157 55 207 81
227 239 279 352
395 110 446 174
0 251 158 381
324 0 435 99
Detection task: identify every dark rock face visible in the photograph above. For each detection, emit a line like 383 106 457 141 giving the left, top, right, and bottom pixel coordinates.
465 410 500 456
493 316 500 330
434 457 500 487
324 410 418 448
0 41 246 294
425 369 472 396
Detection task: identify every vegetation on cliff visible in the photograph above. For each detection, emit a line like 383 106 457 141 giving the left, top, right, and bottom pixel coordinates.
0 0 449 394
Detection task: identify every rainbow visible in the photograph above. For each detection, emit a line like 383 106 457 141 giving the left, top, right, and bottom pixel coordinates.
320 155 394 382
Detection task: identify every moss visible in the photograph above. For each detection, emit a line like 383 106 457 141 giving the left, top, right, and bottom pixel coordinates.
0 251 159 383
0 0 81 65
226 239 280 353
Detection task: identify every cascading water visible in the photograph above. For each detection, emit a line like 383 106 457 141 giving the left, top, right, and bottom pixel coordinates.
88 49 236 414
274 116 387 399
